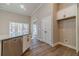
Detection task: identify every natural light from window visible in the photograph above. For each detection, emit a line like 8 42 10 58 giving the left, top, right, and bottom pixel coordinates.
9 22 29 36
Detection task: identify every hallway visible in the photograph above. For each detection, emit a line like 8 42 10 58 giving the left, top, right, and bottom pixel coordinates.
23 39 77 56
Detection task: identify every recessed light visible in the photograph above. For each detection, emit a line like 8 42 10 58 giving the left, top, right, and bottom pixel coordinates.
20 4 24 9
6 3 10 5
20 4 26 11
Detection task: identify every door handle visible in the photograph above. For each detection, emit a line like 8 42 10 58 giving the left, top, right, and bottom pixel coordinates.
44 31 47 33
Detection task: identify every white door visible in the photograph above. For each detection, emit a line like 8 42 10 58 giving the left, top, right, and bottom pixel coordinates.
45 16 51 44
41 19 46 42
41 16 52 45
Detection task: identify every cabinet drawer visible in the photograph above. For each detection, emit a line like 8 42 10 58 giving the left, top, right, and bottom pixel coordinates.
57 10 65 20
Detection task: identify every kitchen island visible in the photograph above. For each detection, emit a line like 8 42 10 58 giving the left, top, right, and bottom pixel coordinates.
0 34 32 56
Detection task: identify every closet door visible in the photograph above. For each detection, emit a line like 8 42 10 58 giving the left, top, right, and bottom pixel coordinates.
41 19 46 42
41 16 52 45
45 16 52 45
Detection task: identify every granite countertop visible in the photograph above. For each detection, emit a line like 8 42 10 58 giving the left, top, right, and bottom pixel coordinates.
0 34 29 40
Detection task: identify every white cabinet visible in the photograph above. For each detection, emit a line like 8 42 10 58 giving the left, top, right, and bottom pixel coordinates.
57 5 76 20
23 35 32 53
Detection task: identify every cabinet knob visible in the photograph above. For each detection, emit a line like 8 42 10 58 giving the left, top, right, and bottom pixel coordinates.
64 15 66 17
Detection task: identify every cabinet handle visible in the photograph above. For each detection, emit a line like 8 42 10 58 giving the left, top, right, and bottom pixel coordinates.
64 15 66 17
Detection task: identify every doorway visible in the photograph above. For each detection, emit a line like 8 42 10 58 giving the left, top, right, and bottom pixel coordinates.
31 17 38 40
32 23 37 39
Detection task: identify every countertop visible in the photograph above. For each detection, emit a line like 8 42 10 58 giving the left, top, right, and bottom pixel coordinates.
0 34 29 41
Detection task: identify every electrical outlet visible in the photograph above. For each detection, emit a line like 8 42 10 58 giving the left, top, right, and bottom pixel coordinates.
64 40 68 43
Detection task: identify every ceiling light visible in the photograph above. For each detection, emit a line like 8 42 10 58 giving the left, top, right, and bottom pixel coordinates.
20 4 24 9
6 3 10 5
20 4 26 11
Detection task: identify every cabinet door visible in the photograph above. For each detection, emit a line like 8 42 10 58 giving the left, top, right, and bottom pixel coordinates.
2 37 23 56
23 36 27 52
2 39 15 56
65 5 76 18
41 19 46 42
57 5 76 20
23 35 32 53
15 37 23 56
57 10 65 20
41 16 52 45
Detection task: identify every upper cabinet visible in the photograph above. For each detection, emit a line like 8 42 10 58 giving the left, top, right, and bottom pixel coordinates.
57 5 76 20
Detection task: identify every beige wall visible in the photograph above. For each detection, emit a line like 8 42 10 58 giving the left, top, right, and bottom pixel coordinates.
77 4 79 51
59 18 76 48
52 4 59 44
58 3 76 48
0 10 31 35
58 3 76 10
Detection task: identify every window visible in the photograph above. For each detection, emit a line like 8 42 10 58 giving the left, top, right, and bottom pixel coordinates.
9 22 29 36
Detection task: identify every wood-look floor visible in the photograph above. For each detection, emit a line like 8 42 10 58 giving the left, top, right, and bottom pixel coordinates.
23 39 78 56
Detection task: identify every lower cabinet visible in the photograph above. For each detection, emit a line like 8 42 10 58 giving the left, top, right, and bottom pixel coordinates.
2 36 23 56
23 35 32 53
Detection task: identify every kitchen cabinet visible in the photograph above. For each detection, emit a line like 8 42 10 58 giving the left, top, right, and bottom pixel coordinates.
2 39 14 56
2 36 23 56
23 35 32 53
57 5 76 20
15 37 23 56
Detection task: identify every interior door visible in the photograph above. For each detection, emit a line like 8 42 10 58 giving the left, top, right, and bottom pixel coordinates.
41 16 52 45
41 19 46 42
45 16 51 45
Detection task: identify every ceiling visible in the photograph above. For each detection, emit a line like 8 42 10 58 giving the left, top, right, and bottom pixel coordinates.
0 3 41 16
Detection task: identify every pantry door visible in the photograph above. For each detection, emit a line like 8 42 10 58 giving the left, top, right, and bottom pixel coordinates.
41 16 52 45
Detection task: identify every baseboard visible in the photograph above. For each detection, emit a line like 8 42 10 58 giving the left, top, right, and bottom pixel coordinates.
59 42 76 50
53 42 60 47
53 42 76 50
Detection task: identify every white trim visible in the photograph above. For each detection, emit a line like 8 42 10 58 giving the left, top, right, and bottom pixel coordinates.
58 42 76 50
53 42 76 50
53 42 60 47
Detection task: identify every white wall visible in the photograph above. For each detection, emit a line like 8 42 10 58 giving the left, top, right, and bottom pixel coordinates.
0 10 31 35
